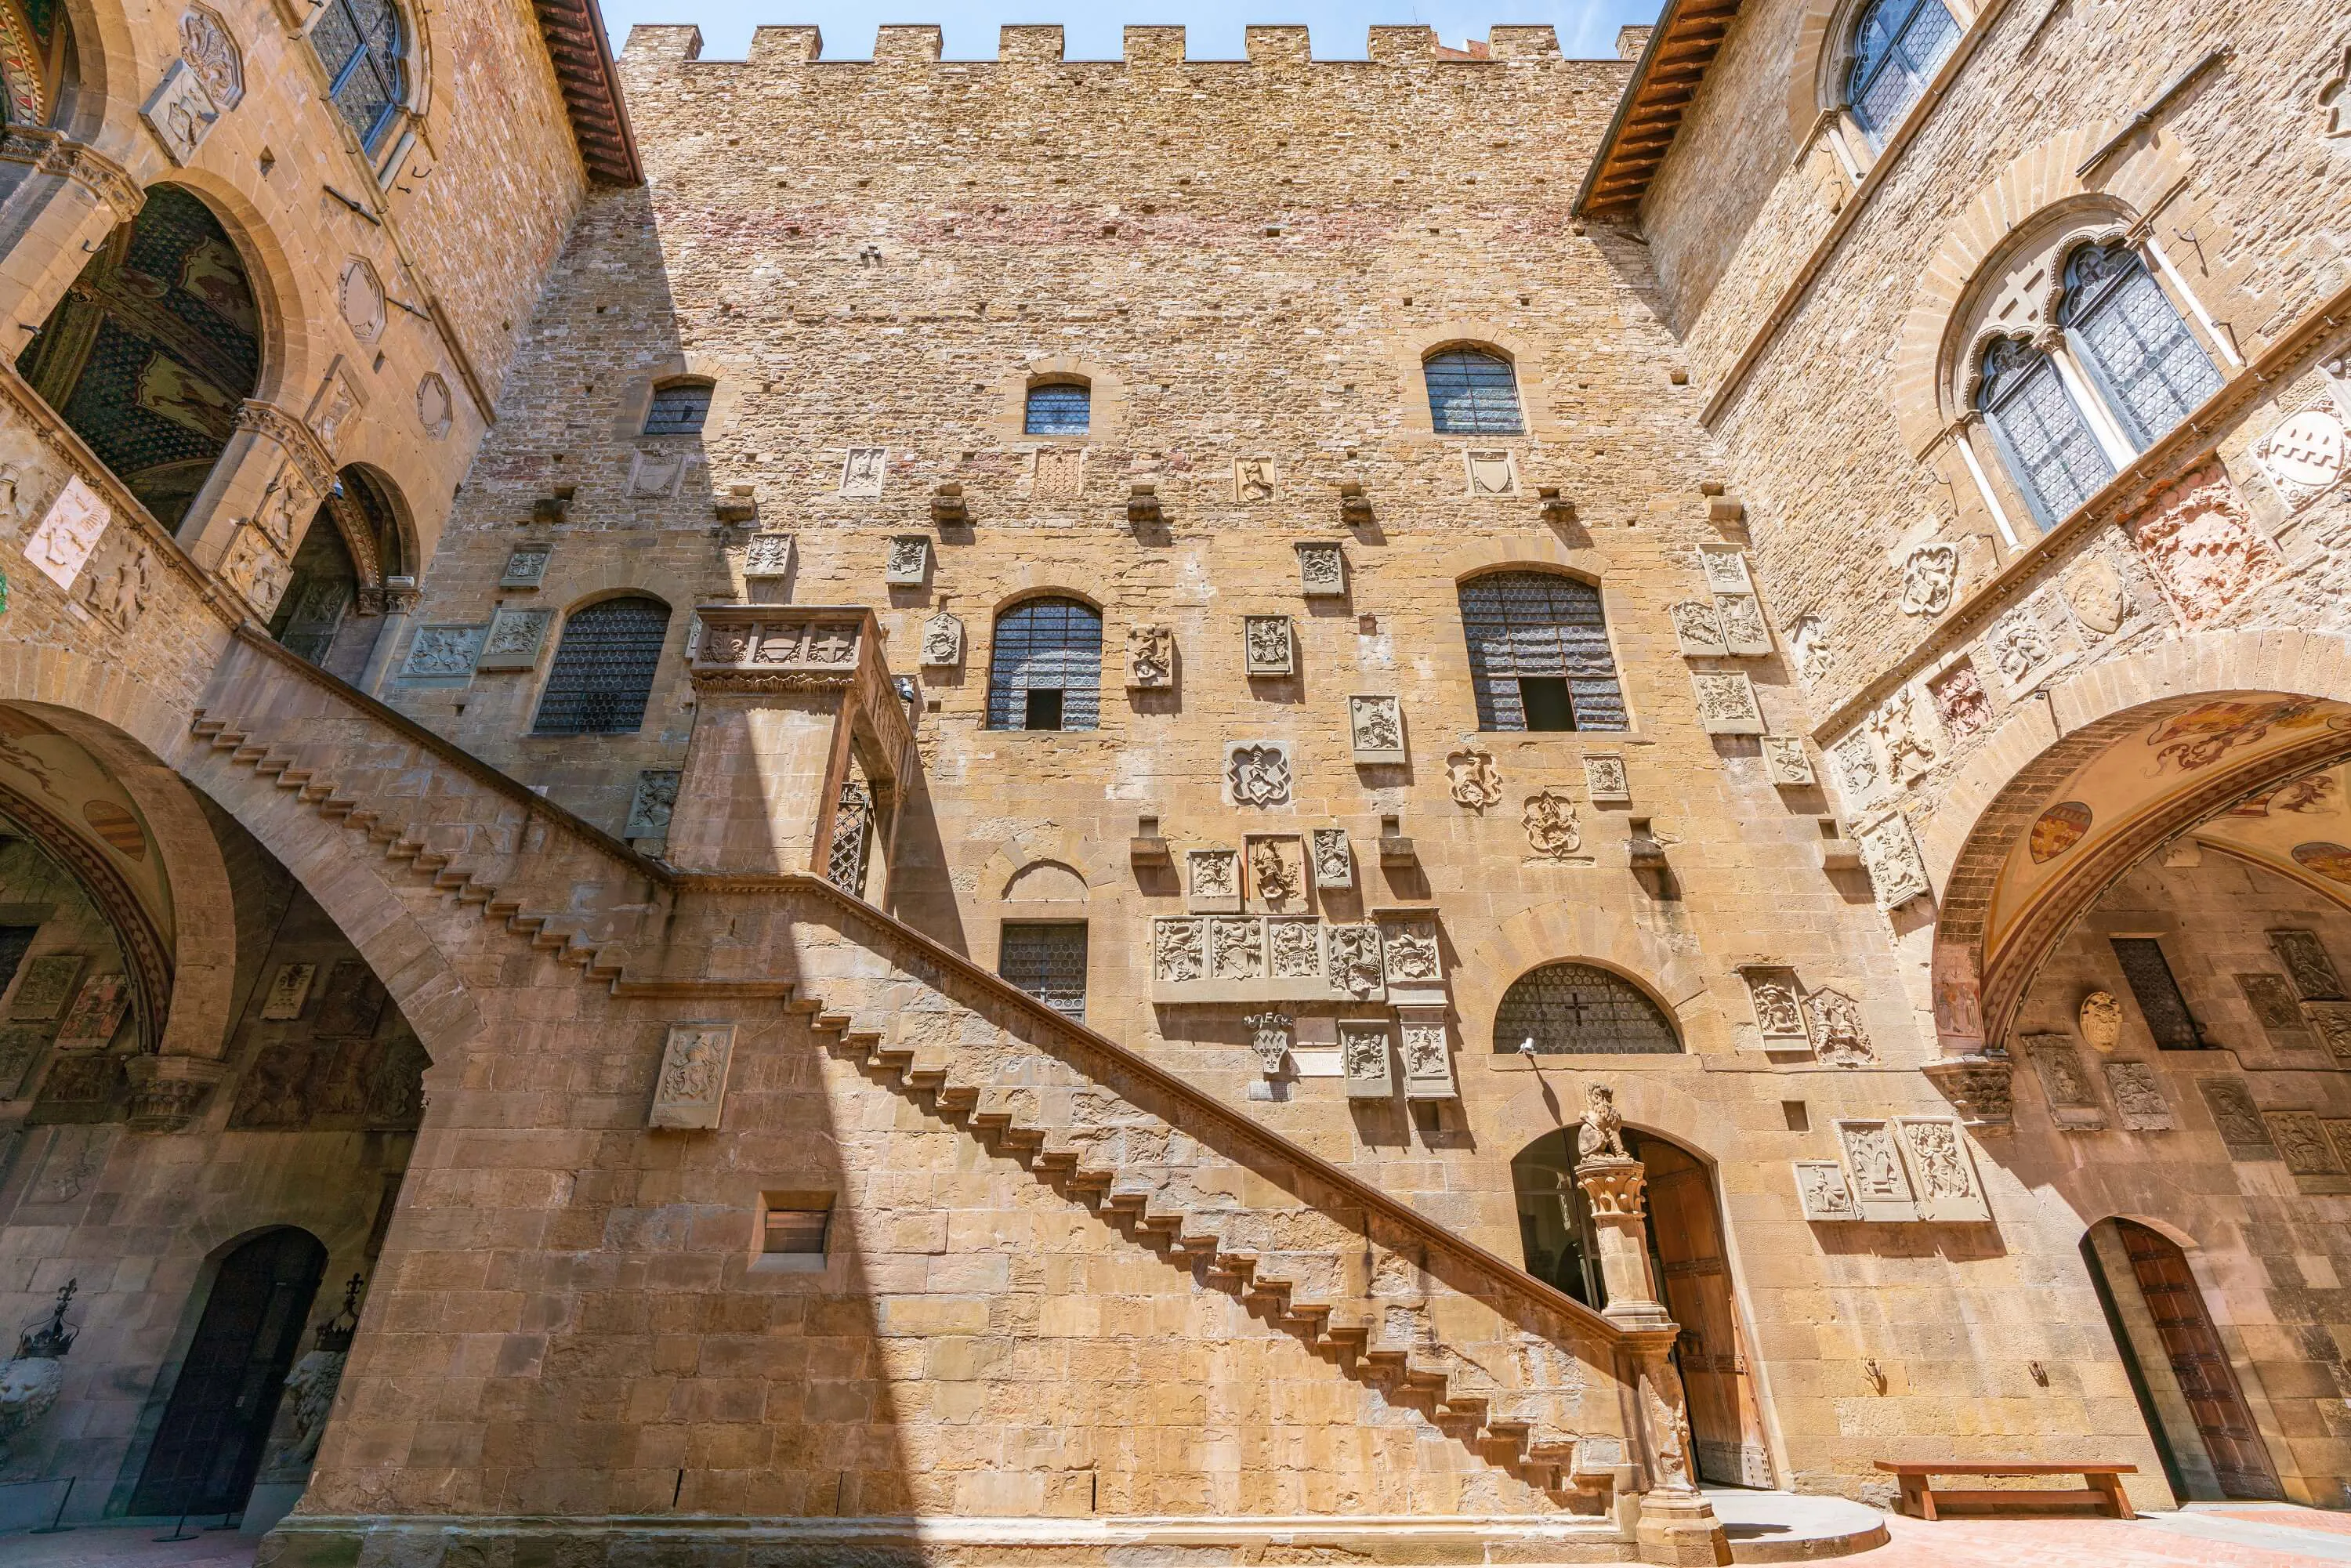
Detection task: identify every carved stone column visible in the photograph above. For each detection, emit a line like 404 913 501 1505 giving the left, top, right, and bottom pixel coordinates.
1574 1152 1729 1567
0 131 145 341
358 576 420 696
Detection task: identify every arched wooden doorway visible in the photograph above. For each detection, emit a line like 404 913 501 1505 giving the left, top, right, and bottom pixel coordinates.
131 1228 327 1517
1511 1125 1771 1487
2083 1219 2284 1501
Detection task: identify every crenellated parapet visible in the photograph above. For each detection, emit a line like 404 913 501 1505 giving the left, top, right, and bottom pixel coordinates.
622 22 1599 70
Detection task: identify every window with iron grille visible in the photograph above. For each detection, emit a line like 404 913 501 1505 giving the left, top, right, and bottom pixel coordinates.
644 382 713 436
1458 572 1626 732
1495 963 1680 1055
310 0 408 152
987 598 1102 731
827 783 873 897
1846 0 1958 146
2110 938 2207 1049
532 597 672 736
2060 243 2221 452
1977 336 2114 527
1000 923 1088 1019
1425 348 1525 436
1024 382 1090 436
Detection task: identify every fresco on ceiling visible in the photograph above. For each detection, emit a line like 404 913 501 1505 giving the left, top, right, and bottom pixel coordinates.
0 707 175 943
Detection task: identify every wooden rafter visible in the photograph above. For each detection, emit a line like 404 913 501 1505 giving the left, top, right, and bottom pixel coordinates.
531 0 642 186
1574 0 1751 222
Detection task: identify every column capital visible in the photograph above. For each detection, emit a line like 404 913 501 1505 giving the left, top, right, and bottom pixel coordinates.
1 129 144 225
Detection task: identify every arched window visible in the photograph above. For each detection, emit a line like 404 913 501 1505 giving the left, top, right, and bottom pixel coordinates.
1024 381 1090 436
2059 242 2221 451
643 381 712 436
1458 572 1625 733
16 185 260 527
532 597 672 736
1425 347 1525 436
1496 963 1681 1055
1976 336 2113 527
310 0 408 153
987 598 1102 731
1846 0 1958 146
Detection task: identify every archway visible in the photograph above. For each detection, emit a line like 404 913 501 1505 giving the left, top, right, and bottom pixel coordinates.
0 0 76 131
15 183 262 527
129 1227 327 1517
269 465 407 680
2082 1219 2284 1502
1511 1125 1770 1487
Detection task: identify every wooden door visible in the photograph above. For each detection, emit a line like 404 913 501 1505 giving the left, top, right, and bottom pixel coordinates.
133 1229 325 1515
1643 1139 1773 1487
2117 1220 2284 1501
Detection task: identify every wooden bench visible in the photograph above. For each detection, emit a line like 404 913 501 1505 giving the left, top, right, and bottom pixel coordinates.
1875 1461 2137 1520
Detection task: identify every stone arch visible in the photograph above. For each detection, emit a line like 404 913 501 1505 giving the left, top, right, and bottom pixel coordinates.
988 581 1104 615
1386 320 1556 439
973 827 1115 904
1918 630 2351 1055
1455 898 1714 1056
1889 123 2193 458
1436 536 1612 587
39 0 134 144
0 643 484 1073
1002 860 1088 903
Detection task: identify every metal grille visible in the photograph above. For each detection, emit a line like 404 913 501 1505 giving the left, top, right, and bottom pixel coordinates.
0 926 37 1003
2063 244 2221 451
1458 572 1626 731
1000 923 1088 1019
1848 0 1958 144
1024 382 1091 436
532 596 672 736
1980 337 2114 525
1495 963 1680 1055
2110 938 2204 1049
987 597 1101 730
1425 348 1526 436
312 0 405 151
643 382 713 436
827 783 873 897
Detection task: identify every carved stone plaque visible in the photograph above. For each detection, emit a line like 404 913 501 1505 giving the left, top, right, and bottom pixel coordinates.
1983 592 2078 699
16 954 92 1020
1226 743 1293 808
1244 836 1308 914
1927 661 1994 742
501 545 552 588
1894 1118 1990 1222
400 625 485 679
1740 966 1809 1048
2127 471 2282 627
1379 916 1443 995
2252 395 2348 509
1325 923 1385 1001
1310 827 1352 889
1266 918 1323 982
1209 917 1264 980
1835 1119 1917 1221
1247 1012 1291 1077
1762 737 1815 788
2197 1077 2277 1159
1295 541 1345 598
1034 446 1084 498
1829 730 1888 814
260 963 315 1022
627 770 680 838
921 612 964 668
141 59 220 165
884 535 929 585
1521 791 1581 860
24 476 110 592
1583 754 1631 804
2269 1110 2342 1175
1715 592 1772 656
2307 1001 2351 1063
2236 972 2316 1048
1463 448 1518 498
1244 616 1294 675
840 447 887 499
2023 1034 2104 1130
1897 543 1959 617
744 533 795 579
1806 988 1875 1066
1234 456 1279 502
1340 1019 1393 1099
1187 849 1241 912
1399 1014 1456 1100
1692 672 1764 734
1697 548 1752 596
1349 695 1405 762
2271 929 2345 1000
1857 810 1930 911
628 450 688 498
1668 601 1727 658
1794 1161 1858 1221
1154 918 1206 983
1127 624 1175 689
648 1022 736 1130
2103 1062 2174 1131
476 607 553 672
1869 685 1940 784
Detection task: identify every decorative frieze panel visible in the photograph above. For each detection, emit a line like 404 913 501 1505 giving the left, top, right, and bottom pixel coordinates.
1187 849 1240 912
648 1023 736 1131
1266 918 1323 981
1127 624 1175 688
1340 1019 1393 1099
1295 541 1345 597
1244 615 1294 675
1349 695 1405 762
1326 923 1384 1001
1691 672 1764 735
1152 916 1384 1004
693 610 863 686
1310 827 1352 889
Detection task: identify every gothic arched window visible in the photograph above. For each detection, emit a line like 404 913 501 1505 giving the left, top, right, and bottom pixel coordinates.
310 0 408 152
1024 381 1090 436
532 596 672 736
1458 572 1625 733
2059 241 2222 451
1846 0 1959 145
1495 963 1681 1056
987 598 1101 732
643 380 712 436
1976 335 2114 527
1425 347 1525 436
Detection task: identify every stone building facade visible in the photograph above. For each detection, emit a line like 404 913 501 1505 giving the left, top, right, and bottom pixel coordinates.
0 0 2343 1561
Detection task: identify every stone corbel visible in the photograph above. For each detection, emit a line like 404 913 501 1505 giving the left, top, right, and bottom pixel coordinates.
3 129 146 225
1921 1052 2015 1130
124 1056 230 1133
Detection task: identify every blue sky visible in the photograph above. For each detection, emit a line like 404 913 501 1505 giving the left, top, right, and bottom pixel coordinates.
599 0 1665 62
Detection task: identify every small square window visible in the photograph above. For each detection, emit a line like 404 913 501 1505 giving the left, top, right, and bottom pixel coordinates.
1520 677 1575 732
763 1205 831 1258
1025 688 1065 731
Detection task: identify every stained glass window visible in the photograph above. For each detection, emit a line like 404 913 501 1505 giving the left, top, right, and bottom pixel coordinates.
644 382 712 436
1001 923 1088 1019
1495 963 1681 1055
1425 348 1525 436
532 597 671 736
1458 572 1625 732
310 0 407 152
2061 243 2221 451
1978 336 2114 526
1024 382 1090 436
987 598 1101 731
1847 0 1959 145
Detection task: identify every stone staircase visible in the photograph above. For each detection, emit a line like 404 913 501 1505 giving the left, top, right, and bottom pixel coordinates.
188 627 1649 1516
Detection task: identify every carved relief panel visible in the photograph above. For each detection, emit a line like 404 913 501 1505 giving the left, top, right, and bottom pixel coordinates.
1691 672 1765 735
1310 827 1352 889
1187 849 1241 912
1244 616 1294 676
648 1022 737 1130
1349 695 1405 762
1340 1019 1393 1099
1127 624 1175 688
1893 1118 1991 1222
1244 836 1308 914
1835 1120 1917 1221
1295 541 1346 597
